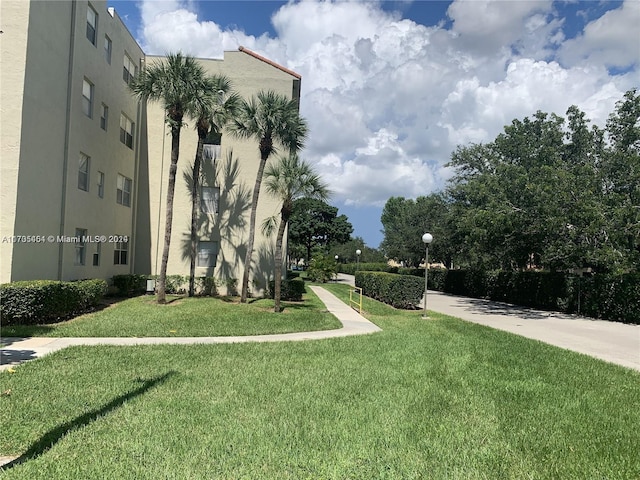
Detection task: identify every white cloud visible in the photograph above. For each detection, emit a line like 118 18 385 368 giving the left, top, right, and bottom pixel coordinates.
139 0 258 57
135 0 637 210
317 128 437 206
558 0 640 69
439 59 629 147
446 0 555 56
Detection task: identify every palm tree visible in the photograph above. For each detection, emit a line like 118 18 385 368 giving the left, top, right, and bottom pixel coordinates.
263 154 329 312
228 90 307 302
130 53 205 304
187 75 241 296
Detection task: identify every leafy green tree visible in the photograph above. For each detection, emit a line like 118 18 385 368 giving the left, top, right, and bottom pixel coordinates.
380 197 417 266
130 53 205 303
262 154 329 312
331 237 386 264
381 90 639 274
380 195 452 267
603 89 640 271
445 96 639 273
186 75 241 297
541 105 607 271
288 198 353 262
228 91 307 302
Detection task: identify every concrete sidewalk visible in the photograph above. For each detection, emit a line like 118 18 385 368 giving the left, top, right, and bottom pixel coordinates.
338 273 639 370
0 286 381 371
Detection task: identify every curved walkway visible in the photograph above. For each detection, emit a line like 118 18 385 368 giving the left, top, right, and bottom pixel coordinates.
3 279 638 372
0 286 381 371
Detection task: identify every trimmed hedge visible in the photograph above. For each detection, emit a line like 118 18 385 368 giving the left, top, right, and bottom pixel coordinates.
397 267 447 291
423 269 639 324
572 273 640 324
339 263 396 275
268 278 306 301
0 279 107 326
112 274 148 296
355 271 424 309
364 267 638 323
117 275 219 296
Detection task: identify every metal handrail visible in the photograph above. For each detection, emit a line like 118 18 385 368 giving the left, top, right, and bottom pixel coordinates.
349 286 363 315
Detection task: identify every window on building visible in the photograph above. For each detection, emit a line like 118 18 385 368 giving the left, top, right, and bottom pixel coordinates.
104 35 112 64
200 186 220 215
123 53 137 85
100 103 108 130
78 153 90 191
82 78 94 118
202 143 221 164
197 241 219 268
86 4 97 45
114 239 128 265
75 228 87 265
119 113 134 148
117 174 132 207
93 242 101 266
97 171 104 198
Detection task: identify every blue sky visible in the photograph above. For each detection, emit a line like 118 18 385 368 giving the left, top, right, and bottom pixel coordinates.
109 0 638 248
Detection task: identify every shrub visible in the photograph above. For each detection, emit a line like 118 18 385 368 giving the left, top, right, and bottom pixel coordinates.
355 271 424 309
225 278 238 296
307 255 338 283
576 273 640 324
0 279 107 326
268 278 306 301
397 267 447 291
111 274 148 297
429 268 448 291
438 269 639 324
76 279 109 309
165 275 187 294
195 276 218 296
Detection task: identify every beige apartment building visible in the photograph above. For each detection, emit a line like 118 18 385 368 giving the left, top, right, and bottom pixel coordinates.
1 1 302 295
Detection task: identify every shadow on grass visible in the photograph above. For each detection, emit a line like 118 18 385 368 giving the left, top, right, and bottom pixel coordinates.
1 371 176 471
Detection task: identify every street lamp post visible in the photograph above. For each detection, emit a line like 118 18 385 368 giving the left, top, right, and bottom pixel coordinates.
422 233 433 319
356 249 361 271
334 255 339 281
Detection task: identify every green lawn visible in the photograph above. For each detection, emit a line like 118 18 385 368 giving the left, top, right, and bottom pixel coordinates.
0 292 341 338
1 284 639 479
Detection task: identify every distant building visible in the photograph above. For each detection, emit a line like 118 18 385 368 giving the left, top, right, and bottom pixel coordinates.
1 1 302 294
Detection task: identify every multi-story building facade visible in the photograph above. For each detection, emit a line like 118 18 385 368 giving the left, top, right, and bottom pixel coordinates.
1 1 302 294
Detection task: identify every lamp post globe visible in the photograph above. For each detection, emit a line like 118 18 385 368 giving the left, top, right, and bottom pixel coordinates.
356 249 361 271
422 233 433 319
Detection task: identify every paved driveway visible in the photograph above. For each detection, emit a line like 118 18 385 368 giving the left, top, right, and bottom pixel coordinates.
428 291 640 371
337 273 640 371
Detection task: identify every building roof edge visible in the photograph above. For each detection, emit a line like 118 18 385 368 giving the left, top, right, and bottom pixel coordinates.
238 46 302 80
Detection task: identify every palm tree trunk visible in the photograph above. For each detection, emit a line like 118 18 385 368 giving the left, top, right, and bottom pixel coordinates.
188 136 205 297
157 125 181 304
241 152 269 302
273 211 288 312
